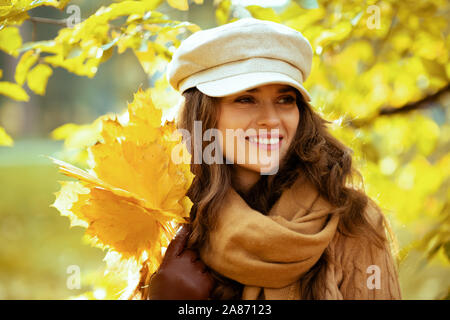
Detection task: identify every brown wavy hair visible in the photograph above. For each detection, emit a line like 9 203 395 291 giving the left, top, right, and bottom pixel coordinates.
174 86 394 300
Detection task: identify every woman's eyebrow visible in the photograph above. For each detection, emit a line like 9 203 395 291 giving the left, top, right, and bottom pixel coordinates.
278 87 296 93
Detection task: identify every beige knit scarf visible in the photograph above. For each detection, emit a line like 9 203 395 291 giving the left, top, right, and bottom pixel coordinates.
199 174 340 300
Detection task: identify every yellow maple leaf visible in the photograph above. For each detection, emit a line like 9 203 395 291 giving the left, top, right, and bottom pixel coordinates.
15 50 39 86
0 26 22 57
0 81 29 101
0 126 13 146
27 63 53 95
167 0 189 11
51 87 194 271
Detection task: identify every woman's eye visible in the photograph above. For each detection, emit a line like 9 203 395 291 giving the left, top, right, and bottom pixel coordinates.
278 96 296 104
235 96 254 104
232 95 296 105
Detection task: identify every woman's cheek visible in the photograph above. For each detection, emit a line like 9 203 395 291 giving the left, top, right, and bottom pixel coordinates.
222 130 247 165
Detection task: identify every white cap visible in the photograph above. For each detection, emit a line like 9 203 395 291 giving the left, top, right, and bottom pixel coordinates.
167 18 313 102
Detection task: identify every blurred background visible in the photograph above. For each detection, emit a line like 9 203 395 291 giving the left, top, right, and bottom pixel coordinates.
0 0 449 299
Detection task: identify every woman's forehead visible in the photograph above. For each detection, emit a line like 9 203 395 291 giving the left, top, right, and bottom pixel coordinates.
245 84 296 93
224 84 297 98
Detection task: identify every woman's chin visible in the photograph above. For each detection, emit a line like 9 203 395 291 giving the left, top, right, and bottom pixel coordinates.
237 162 281 176
258 164 280 175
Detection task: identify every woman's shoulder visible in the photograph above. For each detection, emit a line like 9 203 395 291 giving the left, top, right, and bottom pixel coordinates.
364 198 386 233
328 199 390 264
325 200 402 299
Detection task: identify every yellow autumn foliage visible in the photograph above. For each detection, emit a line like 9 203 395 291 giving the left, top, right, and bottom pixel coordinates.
0 126 14 146
51 88 194 297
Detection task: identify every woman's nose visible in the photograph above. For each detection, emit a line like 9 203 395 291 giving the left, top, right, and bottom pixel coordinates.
256 102 281 127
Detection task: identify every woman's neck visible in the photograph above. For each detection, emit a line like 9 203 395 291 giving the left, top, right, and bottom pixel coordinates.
231 166 262 194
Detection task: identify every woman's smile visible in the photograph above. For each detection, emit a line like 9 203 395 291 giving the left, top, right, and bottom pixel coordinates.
245 133 283 150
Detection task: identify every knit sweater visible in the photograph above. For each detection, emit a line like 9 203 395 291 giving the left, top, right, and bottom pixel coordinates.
318 204 402 299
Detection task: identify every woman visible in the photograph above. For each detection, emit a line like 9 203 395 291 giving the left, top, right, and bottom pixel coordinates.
147 18 402 300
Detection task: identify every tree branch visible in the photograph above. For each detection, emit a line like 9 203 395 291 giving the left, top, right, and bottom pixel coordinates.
379 84 450 115
28 16 68 26
347 83 450 128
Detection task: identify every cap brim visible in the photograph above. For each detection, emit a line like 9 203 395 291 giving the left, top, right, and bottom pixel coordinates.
196 72 311 102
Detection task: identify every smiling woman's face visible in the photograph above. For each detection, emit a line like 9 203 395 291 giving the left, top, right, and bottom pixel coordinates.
216 83 300 179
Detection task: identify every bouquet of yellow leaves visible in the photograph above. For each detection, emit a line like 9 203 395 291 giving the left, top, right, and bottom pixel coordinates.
51 88 194 299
